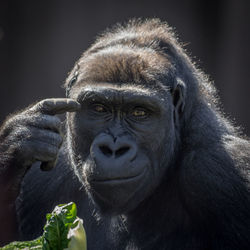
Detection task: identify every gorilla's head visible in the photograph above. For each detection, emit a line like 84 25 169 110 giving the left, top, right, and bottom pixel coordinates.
65 19 193 214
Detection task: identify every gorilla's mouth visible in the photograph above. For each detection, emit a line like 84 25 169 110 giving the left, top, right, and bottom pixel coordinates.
91 168 146 184
88 168 149 213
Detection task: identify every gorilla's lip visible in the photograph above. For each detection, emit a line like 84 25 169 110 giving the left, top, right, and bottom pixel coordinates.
90 169 146 184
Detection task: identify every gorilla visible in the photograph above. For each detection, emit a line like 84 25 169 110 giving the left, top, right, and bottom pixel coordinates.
0 19 250 249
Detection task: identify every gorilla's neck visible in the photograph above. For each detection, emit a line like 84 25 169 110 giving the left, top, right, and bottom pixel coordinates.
102 172 192 248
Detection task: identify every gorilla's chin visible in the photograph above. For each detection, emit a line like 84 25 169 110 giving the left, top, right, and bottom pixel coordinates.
87 169 148 214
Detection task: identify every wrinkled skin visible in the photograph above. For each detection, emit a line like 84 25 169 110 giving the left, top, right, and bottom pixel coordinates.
0 19 250 250
67 83 179 214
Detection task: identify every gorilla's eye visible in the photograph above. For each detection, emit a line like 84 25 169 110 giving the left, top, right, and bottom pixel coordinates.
131 108 148 118
93 104 107 113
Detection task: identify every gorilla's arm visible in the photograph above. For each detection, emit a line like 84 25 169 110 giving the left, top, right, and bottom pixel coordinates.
15 149 109 248
179 110 250 249
0 98 80 245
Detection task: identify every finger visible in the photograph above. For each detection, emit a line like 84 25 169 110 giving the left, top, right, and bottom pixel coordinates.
25 115 62 133
40 159 57 171
28 127 63 148
31 98 81 115
31 142 59 162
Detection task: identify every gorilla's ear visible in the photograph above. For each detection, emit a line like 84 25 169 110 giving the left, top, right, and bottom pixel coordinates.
171 78 186 126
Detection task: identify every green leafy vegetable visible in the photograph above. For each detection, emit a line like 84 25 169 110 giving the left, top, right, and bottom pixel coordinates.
42 202 77 249
1 237 42 249
1 202 87 250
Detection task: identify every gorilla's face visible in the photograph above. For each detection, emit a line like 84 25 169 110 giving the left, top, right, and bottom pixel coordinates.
67 82 178 214
64 47 185 214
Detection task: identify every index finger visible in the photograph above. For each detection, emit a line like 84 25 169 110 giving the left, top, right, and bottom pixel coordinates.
32 98 81 115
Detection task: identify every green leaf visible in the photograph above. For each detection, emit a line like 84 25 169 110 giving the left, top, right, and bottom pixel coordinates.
1 237 43 249
42 202 77 250
0 202 87 250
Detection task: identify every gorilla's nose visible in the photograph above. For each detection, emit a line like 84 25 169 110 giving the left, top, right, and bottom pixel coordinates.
99 144 130 158
91 134 137 162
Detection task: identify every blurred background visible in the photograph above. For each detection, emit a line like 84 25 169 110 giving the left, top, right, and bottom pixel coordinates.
0 0 249 135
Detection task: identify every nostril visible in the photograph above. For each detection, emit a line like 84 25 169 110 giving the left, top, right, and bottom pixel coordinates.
115 146 130 158
99 145 113 157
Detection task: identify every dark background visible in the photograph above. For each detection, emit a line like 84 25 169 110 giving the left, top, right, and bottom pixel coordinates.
0 0 249 136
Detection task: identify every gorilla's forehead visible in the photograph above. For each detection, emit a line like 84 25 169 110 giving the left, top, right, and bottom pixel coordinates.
71 84 169 106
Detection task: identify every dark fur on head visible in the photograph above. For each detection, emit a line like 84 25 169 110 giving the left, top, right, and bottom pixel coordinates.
65 18 240 135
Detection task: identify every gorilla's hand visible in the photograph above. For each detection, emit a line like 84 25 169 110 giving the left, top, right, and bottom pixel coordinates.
0 98 80 203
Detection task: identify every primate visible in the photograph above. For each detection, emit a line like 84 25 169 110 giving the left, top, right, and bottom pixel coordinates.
0 19 250 249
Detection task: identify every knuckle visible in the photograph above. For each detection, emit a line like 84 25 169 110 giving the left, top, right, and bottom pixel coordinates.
27 102 40 114
33 143 58 161
56 134 63 147
37 100 46 111
37 99 57 114
48 145 58 157
15 126 31 140
49 115 61 130
53 116 61 126
5 114 24 129
50 133 63 147
42 99 53 108
33 99 50 113
39 99 47 107
28 114 45 126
